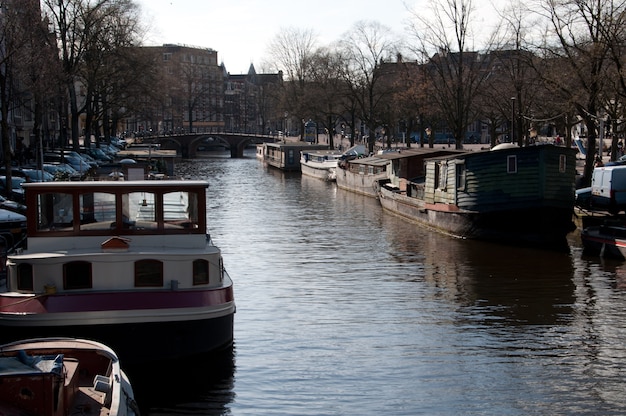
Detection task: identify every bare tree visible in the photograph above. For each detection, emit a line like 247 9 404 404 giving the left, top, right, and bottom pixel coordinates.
338 20 400 154
266 27 318 135
537 0 614 186
407 0 495 149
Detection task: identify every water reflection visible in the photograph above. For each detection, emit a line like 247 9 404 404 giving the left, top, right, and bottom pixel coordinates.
129 347 236 415
135 153 626 415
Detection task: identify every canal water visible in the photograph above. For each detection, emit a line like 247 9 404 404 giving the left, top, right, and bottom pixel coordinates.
132 148 626 415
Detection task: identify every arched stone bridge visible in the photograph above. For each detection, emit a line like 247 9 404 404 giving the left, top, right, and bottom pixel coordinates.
142 132 277 158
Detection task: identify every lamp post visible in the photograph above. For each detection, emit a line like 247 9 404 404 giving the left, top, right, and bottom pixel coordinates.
511 97 516 144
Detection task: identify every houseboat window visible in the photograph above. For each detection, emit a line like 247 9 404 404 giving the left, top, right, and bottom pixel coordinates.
559 154 567 173
164 191 198 229
126 192 157 229
507 155 518 173
16 263 33 291
80 192 116 230
135 259 163 287
438 162 448 190
64 261 92 290
193 259 209 285
37 192 74 231
288 149 295 165
359 165 365 174
456 164 466 191
368 166 374 175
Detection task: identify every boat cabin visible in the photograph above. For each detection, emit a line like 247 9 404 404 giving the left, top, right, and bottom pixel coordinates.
6 180 225 295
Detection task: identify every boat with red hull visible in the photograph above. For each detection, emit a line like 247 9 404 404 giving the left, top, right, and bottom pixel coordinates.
581 223 626 259
0 180 235 364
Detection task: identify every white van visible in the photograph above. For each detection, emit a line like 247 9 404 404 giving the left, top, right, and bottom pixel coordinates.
591 165 626 213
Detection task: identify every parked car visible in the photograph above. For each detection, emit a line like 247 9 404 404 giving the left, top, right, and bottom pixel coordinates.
0 194 26 215
44 153 93 174
83 147 114 163
0 176 26 202
40 163 83 180
0 168 54 182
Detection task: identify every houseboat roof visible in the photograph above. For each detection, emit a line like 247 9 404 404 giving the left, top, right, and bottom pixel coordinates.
376 147 467 161
21 180 209 191
346 156 390 167
265 141 329 150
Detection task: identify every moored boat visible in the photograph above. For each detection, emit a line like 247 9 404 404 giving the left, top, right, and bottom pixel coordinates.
581 223 626 259
0 180 235 363
377 144 577 247
336 154 390 197
0 337 137 416
300 149 344 181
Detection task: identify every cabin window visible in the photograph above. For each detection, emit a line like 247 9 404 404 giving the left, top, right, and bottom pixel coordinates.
359 165 365 174
126 192 157 230
559 154 567 173
507 155 518 173
16 263 33 291
368 166 374 175
80 192 116 230
63 261 92 290
193 259 209 285
438 162 448 190
456 164 466 191
135 259 163 287
164 191 198 229
287 149 295 165
37 192 74 231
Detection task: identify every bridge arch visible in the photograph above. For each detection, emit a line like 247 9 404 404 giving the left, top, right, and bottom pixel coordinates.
150 133 276 158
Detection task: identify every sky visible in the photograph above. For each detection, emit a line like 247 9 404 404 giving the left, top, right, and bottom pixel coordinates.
137 0 503 75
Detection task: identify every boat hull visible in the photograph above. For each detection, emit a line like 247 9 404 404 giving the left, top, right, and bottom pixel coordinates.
0 284 235 363
300 162 336 181
0 311 234 364
336 168 387 197
581 225 626 259
379 186 573 248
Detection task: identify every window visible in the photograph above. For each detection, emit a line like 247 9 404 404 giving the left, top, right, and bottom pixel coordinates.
37 192 74 231
193 259 209 285
135 259 163 287
559 154 567 173
164 191 199 229
17 263 33 291
64 261 92 290
127 192 157 229
163 53 171 62
456 164 466 191
80 192 116 230
507 155 518 173
438 162 448 190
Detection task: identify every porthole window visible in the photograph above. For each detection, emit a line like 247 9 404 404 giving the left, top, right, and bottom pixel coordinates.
64 261 92 290
135 259 163 287
193 259 209 285
16 263 33 291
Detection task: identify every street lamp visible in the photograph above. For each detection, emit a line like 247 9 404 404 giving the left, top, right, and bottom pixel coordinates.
511 97 516 144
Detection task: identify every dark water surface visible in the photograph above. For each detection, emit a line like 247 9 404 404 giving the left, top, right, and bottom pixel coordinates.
132 149 626 415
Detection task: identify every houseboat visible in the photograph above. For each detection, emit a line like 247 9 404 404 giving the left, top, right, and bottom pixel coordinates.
262 142 329 171
336 154 390 198
300 149 344 181
0 180 235 364
377 144 577 247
